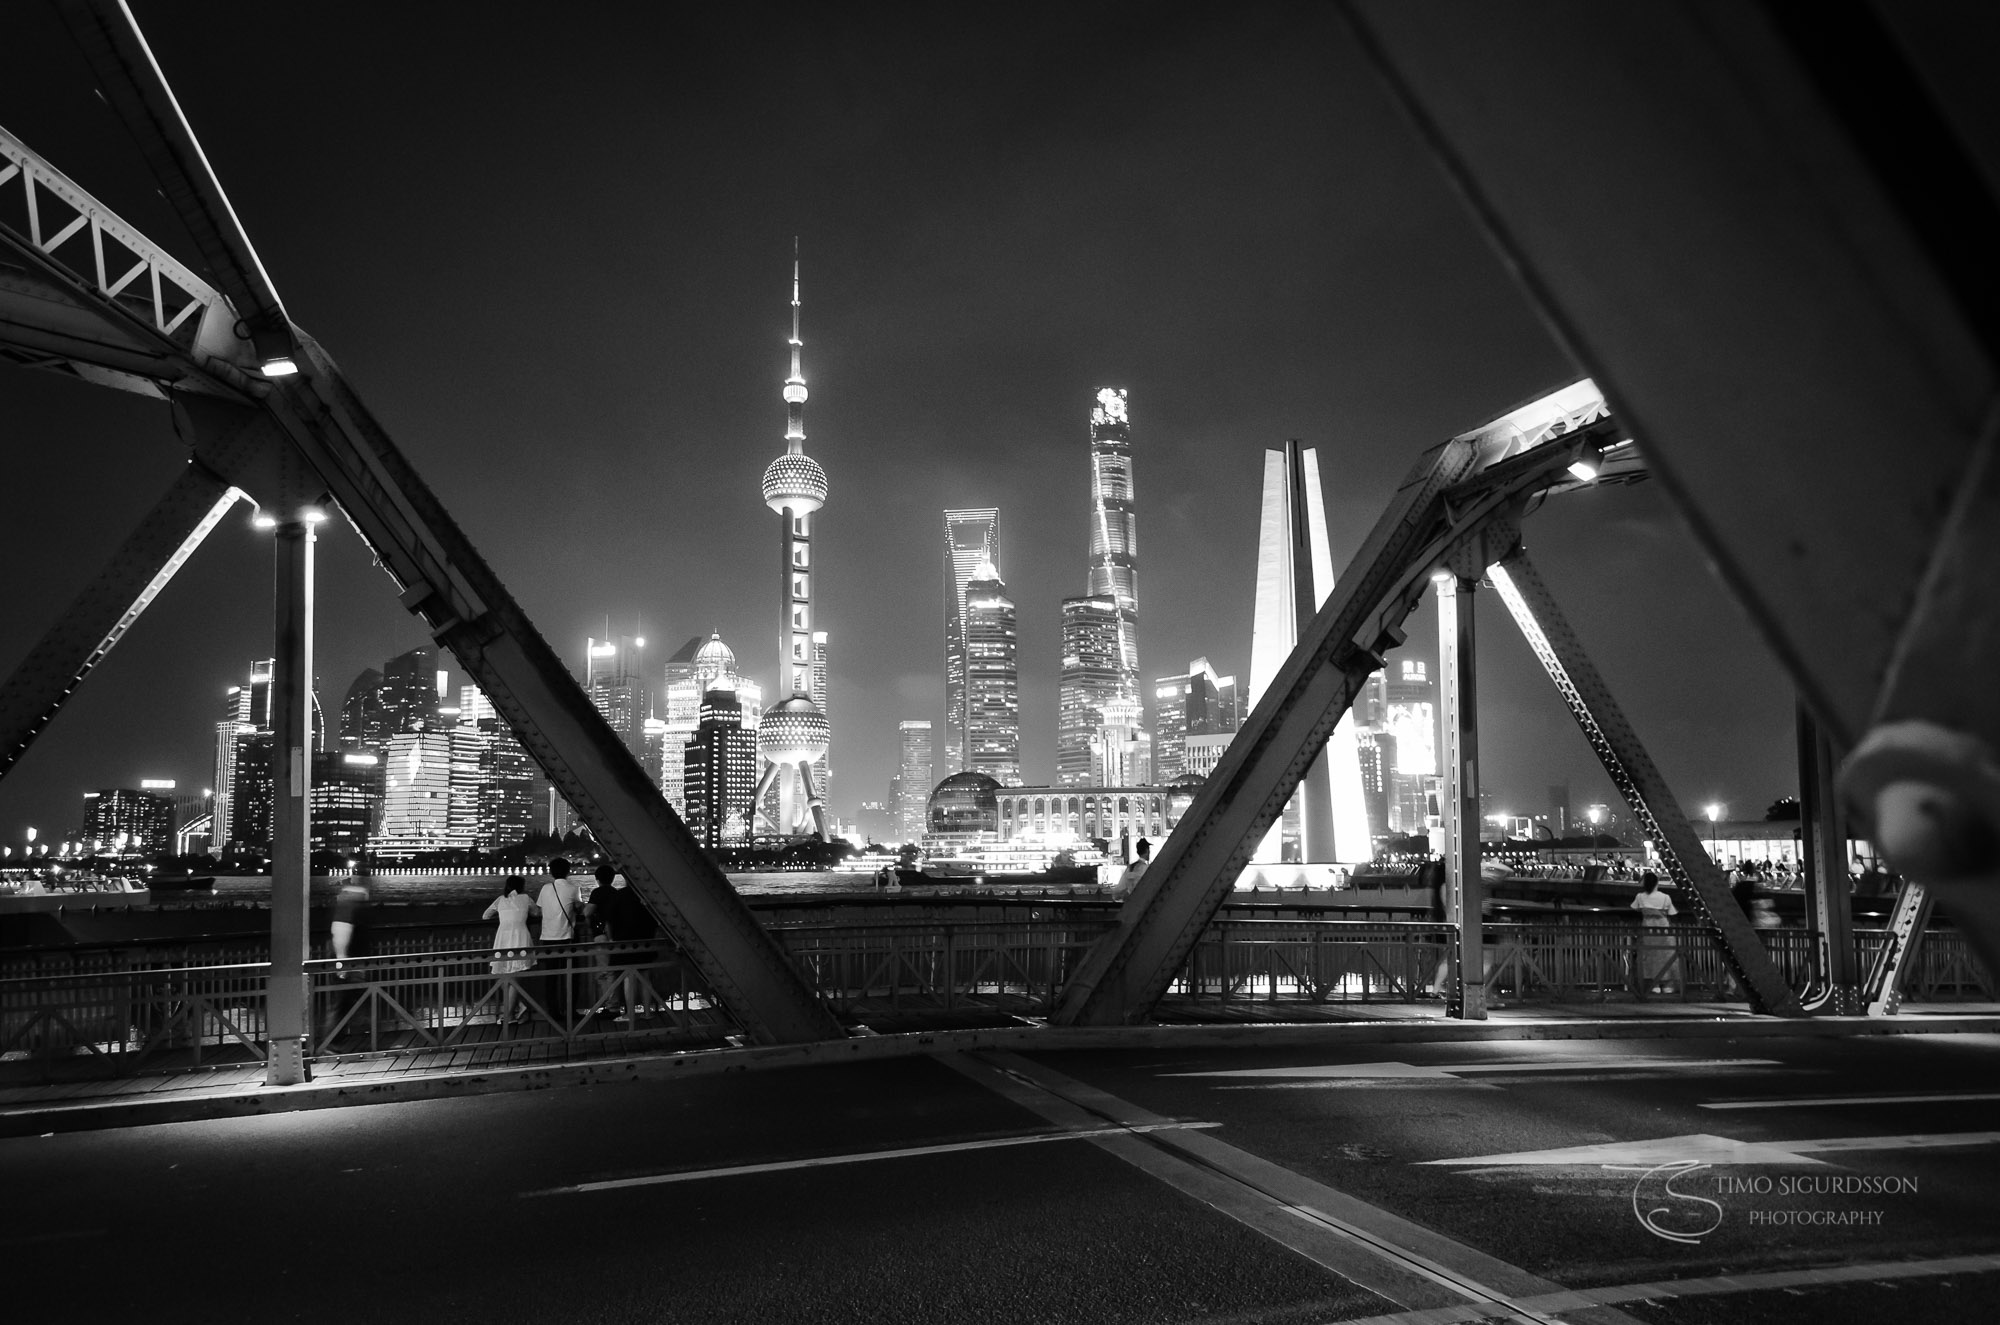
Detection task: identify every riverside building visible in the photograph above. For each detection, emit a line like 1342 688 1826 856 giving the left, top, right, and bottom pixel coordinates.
942 507 1001 772
894 719 934 842
660 633 762 817
963 560 1021 784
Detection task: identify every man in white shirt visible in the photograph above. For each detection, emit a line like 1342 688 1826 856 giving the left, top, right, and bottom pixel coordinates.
1112 838 1153 899
535 857 583 1022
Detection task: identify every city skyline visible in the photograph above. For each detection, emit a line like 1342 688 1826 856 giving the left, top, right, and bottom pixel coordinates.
0 5 1805 847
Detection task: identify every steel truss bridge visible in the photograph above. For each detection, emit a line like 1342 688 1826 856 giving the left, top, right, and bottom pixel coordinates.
3 3 1998 1081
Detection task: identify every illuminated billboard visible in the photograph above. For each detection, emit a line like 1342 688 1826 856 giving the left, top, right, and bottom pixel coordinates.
1386 701 1436 775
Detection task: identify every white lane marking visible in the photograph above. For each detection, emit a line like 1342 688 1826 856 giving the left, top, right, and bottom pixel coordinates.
1425 1130 2000 1167
950 1050 1637 1325
1170 1057 1781 1080
1333 1252 2000 1325
1702 1091 2000 1110
1787 1130 2000 1154
525 1120 1219 1195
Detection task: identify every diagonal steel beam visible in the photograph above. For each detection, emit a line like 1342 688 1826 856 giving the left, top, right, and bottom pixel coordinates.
0 462 240 782
1863 879 1933 1017
56 0 291 353
1487 553 1802 1017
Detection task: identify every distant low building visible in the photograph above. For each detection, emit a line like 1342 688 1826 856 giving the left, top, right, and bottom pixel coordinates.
78 784 175 856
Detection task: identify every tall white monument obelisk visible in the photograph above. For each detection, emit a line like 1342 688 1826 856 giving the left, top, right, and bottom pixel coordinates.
1248 442 1371 869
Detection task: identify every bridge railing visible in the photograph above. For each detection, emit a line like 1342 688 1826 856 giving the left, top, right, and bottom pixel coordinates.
770 918 1117 1014
0 939 732 1078
0 920 1989 1078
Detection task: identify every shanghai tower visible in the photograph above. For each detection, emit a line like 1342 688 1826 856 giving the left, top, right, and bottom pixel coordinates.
751 246 832 840
1058 388 1140 783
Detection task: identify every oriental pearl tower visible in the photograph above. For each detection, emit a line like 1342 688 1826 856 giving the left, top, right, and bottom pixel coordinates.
752 245 831 840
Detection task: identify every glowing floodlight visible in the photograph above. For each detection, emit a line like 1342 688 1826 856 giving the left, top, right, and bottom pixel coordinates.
259 356 299 378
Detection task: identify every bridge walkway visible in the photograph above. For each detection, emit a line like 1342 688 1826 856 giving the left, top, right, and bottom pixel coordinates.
5 997 1994 1139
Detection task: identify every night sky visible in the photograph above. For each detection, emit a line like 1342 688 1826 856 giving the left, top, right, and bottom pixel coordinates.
0 3 1801 847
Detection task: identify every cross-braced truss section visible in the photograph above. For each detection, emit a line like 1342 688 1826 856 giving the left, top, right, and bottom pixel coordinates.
1054 382 1802 1026
1488 554 1802 1016
0 6 839 1045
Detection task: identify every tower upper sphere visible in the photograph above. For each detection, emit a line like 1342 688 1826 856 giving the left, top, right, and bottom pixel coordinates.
762 453 827 514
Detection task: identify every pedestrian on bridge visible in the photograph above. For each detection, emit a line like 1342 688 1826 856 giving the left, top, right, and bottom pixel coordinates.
535 857 584 1024
484 875 538 1024
586 864 659 1020
1112 838 1152 899
1630 871 1680 996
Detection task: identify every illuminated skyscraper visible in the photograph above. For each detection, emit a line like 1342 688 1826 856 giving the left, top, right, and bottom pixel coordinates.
1384 659 1438 835
372 729 475 855
1091 696 1152 787
79 785 175 856
212 659 273 851
754 247 832 838
1057 389 1143 786
339 667 383 752
942 507 1000 772
377 647 441 739
1152 657 1241 782
1085 388 1140 707
585 633 650 762
895 719 933 841
1057 595 1122 785
661 633 761 817
310 752 382 855
458 683 537 848
963 560 1020 784
686 688 758 848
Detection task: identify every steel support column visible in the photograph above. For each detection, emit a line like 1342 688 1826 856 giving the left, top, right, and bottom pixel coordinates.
1437 573 1484 1019
1489 553 1802 1016
1797 702 1859 1012
0 465 238 783
265 518 313 1085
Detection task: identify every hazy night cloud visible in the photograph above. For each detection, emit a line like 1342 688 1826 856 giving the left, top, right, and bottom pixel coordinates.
0 2 1803 844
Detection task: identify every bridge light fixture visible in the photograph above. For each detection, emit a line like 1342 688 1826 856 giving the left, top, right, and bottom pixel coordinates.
251 513 277 529
259 356 299 378
1566 457 1599 482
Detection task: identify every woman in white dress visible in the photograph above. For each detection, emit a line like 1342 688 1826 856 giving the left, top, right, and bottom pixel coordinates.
483 875 539 1023
1630 871 1679 995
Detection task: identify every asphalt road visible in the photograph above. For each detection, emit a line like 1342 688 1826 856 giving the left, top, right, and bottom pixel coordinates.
4 1033 1997 1324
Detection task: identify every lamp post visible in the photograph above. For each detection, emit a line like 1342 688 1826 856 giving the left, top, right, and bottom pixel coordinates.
1704 803 1721 856
255 502 325 1086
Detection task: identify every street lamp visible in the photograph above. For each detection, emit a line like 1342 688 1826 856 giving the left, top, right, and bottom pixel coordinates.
1704 803 1721 854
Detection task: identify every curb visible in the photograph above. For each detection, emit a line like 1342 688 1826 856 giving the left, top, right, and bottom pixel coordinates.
5 1012 1997 1137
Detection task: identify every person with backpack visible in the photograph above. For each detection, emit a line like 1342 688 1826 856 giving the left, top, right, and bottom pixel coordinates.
534 857 584 1025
